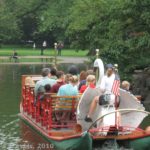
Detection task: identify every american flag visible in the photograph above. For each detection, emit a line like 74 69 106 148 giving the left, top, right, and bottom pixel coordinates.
111 74 120 96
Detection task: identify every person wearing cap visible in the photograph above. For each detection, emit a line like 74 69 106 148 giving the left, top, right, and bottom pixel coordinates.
85 64 116 122
34 68 56 97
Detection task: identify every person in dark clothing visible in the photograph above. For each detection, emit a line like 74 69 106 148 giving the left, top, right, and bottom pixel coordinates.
38 84 51 101
68 65 79 75
44 84 51 92
10 50 18 62
57 42 63 56
50 67 57 80
51 71 65 93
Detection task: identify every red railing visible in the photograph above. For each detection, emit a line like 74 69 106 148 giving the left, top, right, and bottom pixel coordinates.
22 85 81 130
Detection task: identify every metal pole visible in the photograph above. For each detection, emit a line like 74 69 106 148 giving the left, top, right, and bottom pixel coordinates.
54 43 57 66
115 96 118 128
96 49 99 59
95 49 100 82
114 64 119 129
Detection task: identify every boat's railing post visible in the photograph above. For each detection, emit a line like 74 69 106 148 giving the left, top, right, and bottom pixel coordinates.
115 96 119 129
72 97 75 120
48 96 53 130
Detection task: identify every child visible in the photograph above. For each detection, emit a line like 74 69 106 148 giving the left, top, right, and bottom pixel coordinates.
80 75 96 93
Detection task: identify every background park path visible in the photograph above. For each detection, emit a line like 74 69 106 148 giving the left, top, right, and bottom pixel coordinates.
0 56 88 65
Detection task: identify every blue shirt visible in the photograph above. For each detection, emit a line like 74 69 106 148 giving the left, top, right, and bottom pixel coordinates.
57 84 78 97
34 76 56 96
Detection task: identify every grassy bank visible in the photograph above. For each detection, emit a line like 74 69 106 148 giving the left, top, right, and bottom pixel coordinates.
0 46 88 57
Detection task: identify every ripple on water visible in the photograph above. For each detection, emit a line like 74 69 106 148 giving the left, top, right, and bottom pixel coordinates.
93 140 133 150
0 115 21 150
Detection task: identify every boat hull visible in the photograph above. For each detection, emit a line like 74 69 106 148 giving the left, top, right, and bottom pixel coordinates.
20 112 150 150
19 112 92 150
93 136 150 150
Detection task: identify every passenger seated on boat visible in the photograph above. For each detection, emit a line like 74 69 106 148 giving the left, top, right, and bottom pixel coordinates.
38 84 51 101
50 67 58 80
25 76 35 87
145 126 150 134
85 64 117 122
56 75 79 122
121 81 141 102
34 68 56 102
68 65 79 75
50 71 65 93
44 84 51 92
78 71 87 90
64 73 72 84
80 75 96 93
78 69 94 90
121 81 130 91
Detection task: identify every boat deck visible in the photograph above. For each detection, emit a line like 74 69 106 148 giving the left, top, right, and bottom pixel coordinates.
92 131 150 140
20 108 82 141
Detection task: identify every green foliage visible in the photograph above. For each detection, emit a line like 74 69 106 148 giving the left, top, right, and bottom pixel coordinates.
0 0 21 41
37 0 74 42
0 0 150 77
67 0 150 76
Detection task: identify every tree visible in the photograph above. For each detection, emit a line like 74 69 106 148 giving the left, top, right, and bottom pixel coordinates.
37 0 74 43
0 0 48 43
0 0 21 42
67 0 150 77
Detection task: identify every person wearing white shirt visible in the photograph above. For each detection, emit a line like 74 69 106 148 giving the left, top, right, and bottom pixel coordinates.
41 41 47 55
85 64 115 122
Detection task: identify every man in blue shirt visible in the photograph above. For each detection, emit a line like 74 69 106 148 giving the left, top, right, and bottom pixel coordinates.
34 68 56 97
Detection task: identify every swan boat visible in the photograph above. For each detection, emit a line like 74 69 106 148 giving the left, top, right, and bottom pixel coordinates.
19 58 150 150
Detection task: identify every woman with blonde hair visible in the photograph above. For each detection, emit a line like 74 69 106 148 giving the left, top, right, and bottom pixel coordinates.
121 81 130 91
80 75 96 93
56 75 79 123
57 75 78 96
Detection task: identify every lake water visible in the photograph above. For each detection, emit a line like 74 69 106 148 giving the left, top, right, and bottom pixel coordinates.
0 64 149 150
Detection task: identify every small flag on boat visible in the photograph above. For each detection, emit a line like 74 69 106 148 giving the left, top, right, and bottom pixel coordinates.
112 74 120 96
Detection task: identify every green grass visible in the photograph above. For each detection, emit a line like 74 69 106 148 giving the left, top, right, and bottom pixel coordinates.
0 46 88 57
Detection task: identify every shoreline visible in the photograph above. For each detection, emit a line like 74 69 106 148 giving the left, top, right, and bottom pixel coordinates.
0 56 88 65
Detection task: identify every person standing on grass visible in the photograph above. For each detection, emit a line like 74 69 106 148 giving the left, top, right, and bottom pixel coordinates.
33 43 36 49
57 42 64 56
10 50 18 62
41 41 47 55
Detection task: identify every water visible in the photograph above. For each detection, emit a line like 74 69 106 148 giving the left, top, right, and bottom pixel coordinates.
0 64 149 150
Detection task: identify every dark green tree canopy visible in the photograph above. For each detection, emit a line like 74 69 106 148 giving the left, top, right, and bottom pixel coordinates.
0 0 150 76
